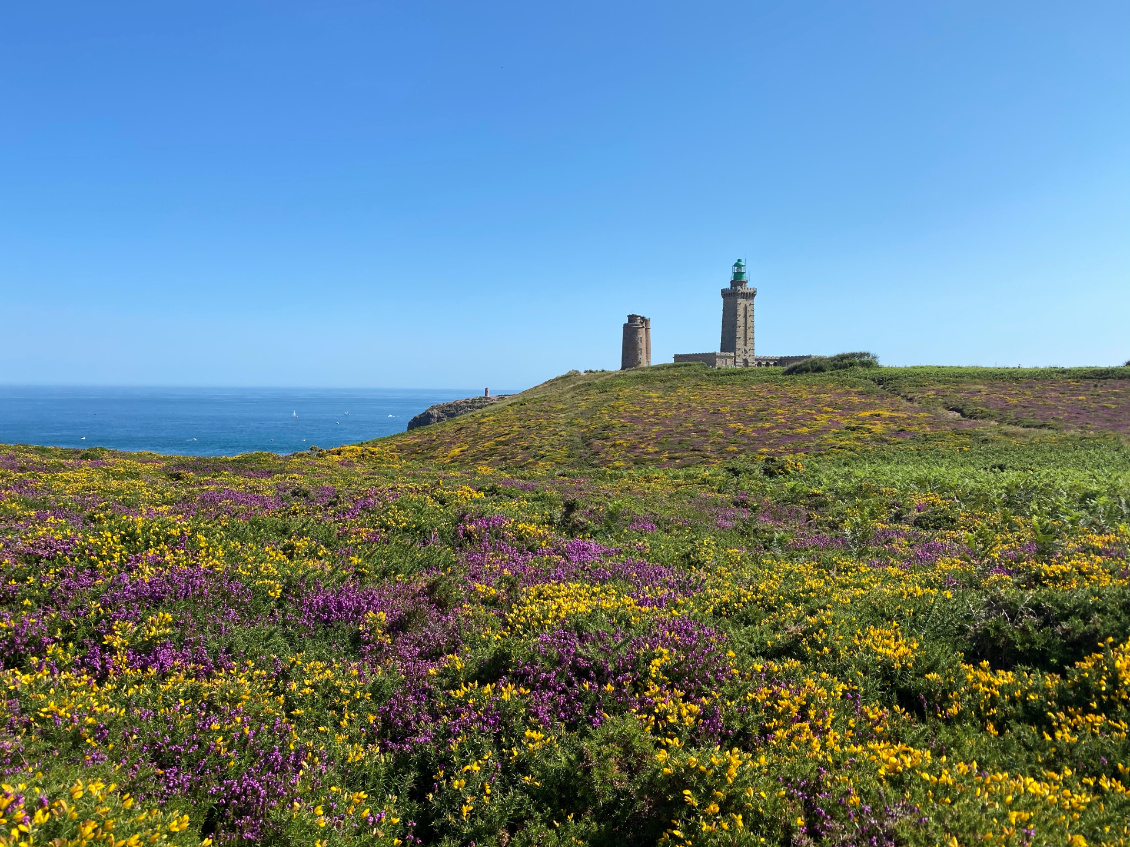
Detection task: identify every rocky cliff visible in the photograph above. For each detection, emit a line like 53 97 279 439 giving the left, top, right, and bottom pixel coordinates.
406 395 507 430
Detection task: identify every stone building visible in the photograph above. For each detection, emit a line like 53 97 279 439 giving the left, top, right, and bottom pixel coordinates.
721 258 756 365
621 314 651 369
673 260 813 368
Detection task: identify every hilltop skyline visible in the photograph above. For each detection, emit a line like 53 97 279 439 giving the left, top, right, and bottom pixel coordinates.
2 1 1128 387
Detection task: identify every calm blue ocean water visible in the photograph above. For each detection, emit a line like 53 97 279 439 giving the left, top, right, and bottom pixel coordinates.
0 387 499 456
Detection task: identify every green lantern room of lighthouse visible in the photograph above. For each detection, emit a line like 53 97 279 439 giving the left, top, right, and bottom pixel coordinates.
731 259 747 282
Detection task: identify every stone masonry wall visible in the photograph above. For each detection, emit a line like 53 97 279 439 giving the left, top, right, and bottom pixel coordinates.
673 353 815 368
674 352 734 367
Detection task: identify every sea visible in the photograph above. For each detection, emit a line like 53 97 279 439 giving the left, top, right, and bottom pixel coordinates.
0 386 501 457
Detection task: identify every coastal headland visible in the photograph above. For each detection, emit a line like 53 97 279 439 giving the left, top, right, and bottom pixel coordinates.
1 363 1128 847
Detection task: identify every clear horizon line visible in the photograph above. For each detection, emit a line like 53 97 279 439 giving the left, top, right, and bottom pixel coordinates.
0 383 525 392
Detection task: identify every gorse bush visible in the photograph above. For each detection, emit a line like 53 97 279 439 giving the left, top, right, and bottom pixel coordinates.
783 351 879 374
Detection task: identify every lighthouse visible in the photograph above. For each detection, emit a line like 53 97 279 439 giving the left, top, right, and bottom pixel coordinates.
720 259 755 367
674 259 813 368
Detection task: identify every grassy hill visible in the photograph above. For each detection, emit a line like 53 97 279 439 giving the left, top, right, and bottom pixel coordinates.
1 364 1129 847
367 364 1130 468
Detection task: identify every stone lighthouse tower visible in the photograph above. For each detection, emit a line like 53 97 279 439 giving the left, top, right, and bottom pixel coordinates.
621 314 652 369
720 259 755 367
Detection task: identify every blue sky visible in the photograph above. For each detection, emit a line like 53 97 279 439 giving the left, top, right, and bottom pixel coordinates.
2 1 1127 388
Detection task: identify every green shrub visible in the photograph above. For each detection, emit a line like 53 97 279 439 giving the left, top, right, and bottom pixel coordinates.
761 455 804 476
782 357 827 375
783 351 879 375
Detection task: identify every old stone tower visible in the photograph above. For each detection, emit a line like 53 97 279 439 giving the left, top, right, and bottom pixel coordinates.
721 259 755 366
621 314 651 369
